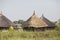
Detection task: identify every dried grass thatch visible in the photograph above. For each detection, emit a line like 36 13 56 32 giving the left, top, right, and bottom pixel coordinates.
0 13 14 27
22 11 48 28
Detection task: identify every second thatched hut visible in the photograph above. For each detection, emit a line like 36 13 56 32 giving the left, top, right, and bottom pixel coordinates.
22 11 56 31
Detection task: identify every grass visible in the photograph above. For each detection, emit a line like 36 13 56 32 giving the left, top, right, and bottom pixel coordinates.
0 24 60 40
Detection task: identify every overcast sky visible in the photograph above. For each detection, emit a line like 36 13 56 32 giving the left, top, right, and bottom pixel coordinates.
0 0 60 22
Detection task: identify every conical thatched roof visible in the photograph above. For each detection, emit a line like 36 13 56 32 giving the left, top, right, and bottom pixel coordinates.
40 14 55 27
0 12 14 27
22 11 48 28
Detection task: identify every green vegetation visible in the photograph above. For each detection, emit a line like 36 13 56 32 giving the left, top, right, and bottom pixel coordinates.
0 24 60 40
55 24 60 31
13 20 24 24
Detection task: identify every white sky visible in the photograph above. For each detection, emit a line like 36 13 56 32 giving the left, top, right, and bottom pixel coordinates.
0 0 60 22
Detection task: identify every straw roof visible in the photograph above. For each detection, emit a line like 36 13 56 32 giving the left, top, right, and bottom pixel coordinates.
0 13 14 27
22 11 48 28
40 14 55 27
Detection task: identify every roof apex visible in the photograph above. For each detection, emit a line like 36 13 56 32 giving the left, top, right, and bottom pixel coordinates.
32 10 35 16
42 14 44 17
0 11 3 15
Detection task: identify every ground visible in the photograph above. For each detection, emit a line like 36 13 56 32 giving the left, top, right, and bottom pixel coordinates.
0 24 60 40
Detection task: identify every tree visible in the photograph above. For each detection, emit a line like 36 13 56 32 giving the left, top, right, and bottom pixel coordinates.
13 20 24 24
18 20 24 24
13 21 18 24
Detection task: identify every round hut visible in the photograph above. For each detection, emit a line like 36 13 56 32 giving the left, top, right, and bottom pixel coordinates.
22 11 48 31
0 11 15 30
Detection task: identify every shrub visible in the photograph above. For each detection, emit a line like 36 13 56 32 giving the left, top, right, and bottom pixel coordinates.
9 26 14 30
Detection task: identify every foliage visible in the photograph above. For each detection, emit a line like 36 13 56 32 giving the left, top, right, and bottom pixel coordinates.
13 20 24 24
0 24 60 40
0 30 60 40
18 20 24 24
13 21 18 24
9 26 14 30
55 24 60 31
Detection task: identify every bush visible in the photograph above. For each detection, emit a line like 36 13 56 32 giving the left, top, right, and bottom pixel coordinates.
9 26 14 30
55 24 60 31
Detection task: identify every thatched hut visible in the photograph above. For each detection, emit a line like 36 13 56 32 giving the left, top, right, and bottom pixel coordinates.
22 11 56 31
22 11 48 31
0 12 14 30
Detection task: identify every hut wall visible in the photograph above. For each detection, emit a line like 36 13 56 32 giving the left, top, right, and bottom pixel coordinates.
22 26 56 31
0 27 8 30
